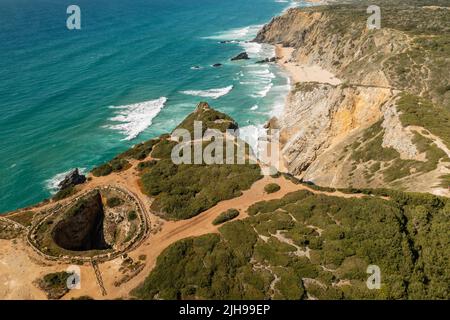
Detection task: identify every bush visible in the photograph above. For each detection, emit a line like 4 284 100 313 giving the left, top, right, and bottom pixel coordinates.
137 160 157 172
128 211 137 221
7 211 35 227
212 209 240 225
264 183 281 194
38 272 72 300
91 158 130 177
106 197 123 208
53 186 77 201
91 163 113 177
118 139 158 160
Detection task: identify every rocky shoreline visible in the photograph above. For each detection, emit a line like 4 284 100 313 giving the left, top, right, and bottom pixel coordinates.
255 2 450 196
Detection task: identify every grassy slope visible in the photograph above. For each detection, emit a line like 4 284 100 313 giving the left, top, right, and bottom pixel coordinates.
133 190 450 300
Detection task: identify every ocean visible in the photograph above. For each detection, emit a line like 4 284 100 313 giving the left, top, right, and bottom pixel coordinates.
0 0 309 213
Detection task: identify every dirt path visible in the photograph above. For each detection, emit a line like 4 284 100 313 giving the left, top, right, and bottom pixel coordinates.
0 155 372 300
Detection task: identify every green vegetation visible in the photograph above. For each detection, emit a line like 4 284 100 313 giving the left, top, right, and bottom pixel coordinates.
137 106 262 220
440 174 450 188
264 183 281 194
7 211 35 227
151 140 178 159
106 197 123 208
212 209 240 226
53 186 78 201
351 120 449 183
91 157 130 177
0 220 23 239
396 93 450 149
37 272 73 300
293 82 324 93
141 159 262 220
175 102 238 136
134 189 450 300
91 138 160 177
127 211 137 221
298 1 450 108
137 160 157 172
118 139 158 160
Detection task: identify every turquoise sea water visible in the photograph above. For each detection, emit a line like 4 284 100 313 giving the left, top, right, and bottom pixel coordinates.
0 0 307 213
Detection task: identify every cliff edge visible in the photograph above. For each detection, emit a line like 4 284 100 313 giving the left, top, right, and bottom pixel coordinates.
256 1 450 195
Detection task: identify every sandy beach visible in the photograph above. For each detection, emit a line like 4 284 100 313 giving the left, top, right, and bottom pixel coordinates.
275 44 341 85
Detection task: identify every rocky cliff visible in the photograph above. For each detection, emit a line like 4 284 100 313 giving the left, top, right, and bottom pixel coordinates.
256 1 450 195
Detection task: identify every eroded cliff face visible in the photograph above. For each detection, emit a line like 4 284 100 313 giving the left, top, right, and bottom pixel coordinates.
257 5 450 195
280 83 392 174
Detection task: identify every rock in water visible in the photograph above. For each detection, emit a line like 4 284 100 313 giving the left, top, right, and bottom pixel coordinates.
231 52 250 61
212 63 222 67
58 168 86 191
256 57 277 64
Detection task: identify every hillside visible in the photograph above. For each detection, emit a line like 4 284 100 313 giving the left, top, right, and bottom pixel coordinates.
255 0 450 195
133 188 450 300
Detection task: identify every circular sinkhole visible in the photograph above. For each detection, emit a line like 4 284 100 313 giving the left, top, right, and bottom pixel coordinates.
29 187 147 261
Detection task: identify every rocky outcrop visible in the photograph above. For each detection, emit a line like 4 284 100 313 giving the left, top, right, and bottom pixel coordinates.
58 168 86 191
256 57 277 64
231 52 249 61
52 191 109 251
280 83 391 175
175 102 238 134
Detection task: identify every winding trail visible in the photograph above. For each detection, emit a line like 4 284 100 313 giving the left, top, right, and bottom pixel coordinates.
0 156 375 300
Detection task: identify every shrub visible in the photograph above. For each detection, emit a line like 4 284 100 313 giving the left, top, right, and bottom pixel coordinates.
37 272 72 300
118 139 158 160
128 211 137 221
137 160 157 172
7 211 35 227
106 197 123 208
212 209 240 225
264 183 281 194
53 186 77 201
91 163 113 177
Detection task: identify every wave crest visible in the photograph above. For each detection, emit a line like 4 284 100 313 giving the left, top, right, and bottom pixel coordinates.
180 85 233 99
104 97 167 141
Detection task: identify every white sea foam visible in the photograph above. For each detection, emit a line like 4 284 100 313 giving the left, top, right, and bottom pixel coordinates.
105 97 167 141
251 83 274 98
203 25 263 41
269 82 292 117
180 85 233 99
250 105 259 111
45 168 87 194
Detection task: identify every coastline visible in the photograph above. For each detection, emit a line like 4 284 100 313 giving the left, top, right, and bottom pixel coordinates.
274 44 341 85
